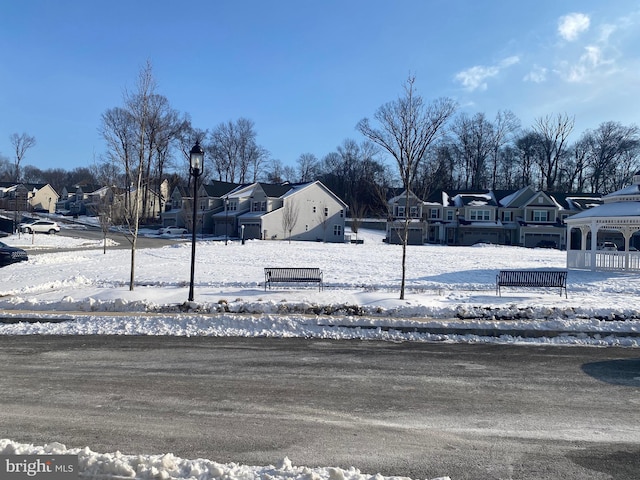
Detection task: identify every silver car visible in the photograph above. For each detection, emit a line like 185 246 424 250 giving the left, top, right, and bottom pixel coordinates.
19 220 61 234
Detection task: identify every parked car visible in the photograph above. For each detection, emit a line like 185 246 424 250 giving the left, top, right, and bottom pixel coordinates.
19 220 61 234
158 226 188 235
598 242 618 251
0 241 28 266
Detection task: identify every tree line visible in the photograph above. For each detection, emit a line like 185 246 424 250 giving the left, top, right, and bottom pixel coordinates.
3 65 639 220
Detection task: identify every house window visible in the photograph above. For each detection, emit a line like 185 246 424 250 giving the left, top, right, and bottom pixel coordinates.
313 206 317 213
324 207 328 217
340 209 344 218
469 209 491 221
446 210 454 221
410 206 419 217
252 201 266 212
533 210 548 222
503 211 512 222
429 208 438 219
397 206 405 217
228 202 237 211
333 225 342 236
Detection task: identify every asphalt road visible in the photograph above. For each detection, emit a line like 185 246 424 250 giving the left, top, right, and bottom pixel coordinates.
29 224 180 252
1 336 639 479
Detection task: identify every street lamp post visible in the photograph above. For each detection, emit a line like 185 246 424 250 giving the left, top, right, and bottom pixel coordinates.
188 141 204 302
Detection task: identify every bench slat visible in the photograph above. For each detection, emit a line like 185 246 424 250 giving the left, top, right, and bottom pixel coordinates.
265 268 323 291
496 270 567 297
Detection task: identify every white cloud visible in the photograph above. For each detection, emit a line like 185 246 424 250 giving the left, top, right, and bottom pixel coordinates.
564 44 615 83
524 65 548 83
558 12 590 41
454 56 520 91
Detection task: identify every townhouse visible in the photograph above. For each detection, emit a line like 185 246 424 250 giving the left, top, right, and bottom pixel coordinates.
387 186 603 248
162 180 347 243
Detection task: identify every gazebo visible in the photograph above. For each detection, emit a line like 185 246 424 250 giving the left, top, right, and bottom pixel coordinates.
565 172 640 272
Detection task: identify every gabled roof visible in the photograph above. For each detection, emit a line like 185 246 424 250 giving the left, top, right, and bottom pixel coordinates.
259 182 296 198
388 189 423 204
203 180 239 197
497 186 534 207
283 181 348 208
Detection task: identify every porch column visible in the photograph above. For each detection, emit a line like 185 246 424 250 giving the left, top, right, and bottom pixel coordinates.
620 225 640 270
590 220 598 271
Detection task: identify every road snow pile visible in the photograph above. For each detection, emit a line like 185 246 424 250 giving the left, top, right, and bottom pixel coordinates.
0 439 450 480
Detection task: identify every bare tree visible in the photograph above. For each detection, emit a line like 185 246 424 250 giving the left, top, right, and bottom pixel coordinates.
349 201 366 244
581 121 640 193
281 200 299 243
357 75 456 299
9 132 36 182
100 61 157 290
532 113 575 190
296 153 319 182
208 118 267 183
315 202 329 242
451 113 494 189
489 110 520 189
95 187 115 254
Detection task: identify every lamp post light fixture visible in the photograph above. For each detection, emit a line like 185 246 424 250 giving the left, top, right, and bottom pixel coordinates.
188 140 204 302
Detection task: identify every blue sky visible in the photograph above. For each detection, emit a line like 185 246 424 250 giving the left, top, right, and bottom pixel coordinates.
1 0 639 174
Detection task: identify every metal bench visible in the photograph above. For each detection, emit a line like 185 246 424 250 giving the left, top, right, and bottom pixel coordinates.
264 267 323 291
496 270 567 297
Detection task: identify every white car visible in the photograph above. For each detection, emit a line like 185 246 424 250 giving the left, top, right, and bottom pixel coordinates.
19 220 61 234
158 226 188 235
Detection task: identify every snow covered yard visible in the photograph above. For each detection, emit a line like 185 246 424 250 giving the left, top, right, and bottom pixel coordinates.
2 227 640 326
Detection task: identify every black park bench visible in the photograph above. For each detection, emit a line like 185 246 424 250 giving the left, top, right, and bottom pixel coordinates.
496 270 567 297
264 267 324 291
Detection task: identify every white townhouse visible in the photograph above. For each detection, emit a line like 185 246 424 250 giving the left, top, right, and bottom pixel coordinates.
162 180 348 243
236 181 347 243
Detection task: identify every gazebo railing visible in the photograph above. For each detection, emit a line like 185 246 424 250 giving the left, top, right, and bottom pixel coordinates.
567 250 640 272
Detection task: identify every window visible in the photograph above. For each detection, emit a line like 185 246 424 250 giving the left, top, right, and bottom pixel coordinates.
397 206 405 217
313 206 317 213
410 206 419 217
503 211 512 222
446 210 454 221
324 207 329 217
533 210 548 222
339 209 344 218
469 209 491 221
333 225 342 236
252 201 266 212
429 208 438 219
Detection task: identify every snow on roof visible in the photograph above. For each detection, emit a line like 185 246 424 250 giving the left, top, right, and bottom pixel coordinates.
566 201 640 220
605 184 640 198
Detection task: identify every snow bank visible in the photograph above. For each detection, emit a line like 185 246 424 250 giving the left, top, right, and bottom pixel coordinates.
0 440 450 480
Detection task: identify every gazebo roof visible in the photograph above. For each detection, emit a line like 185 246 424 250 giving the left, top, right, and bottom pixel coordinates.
566 201 640 222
